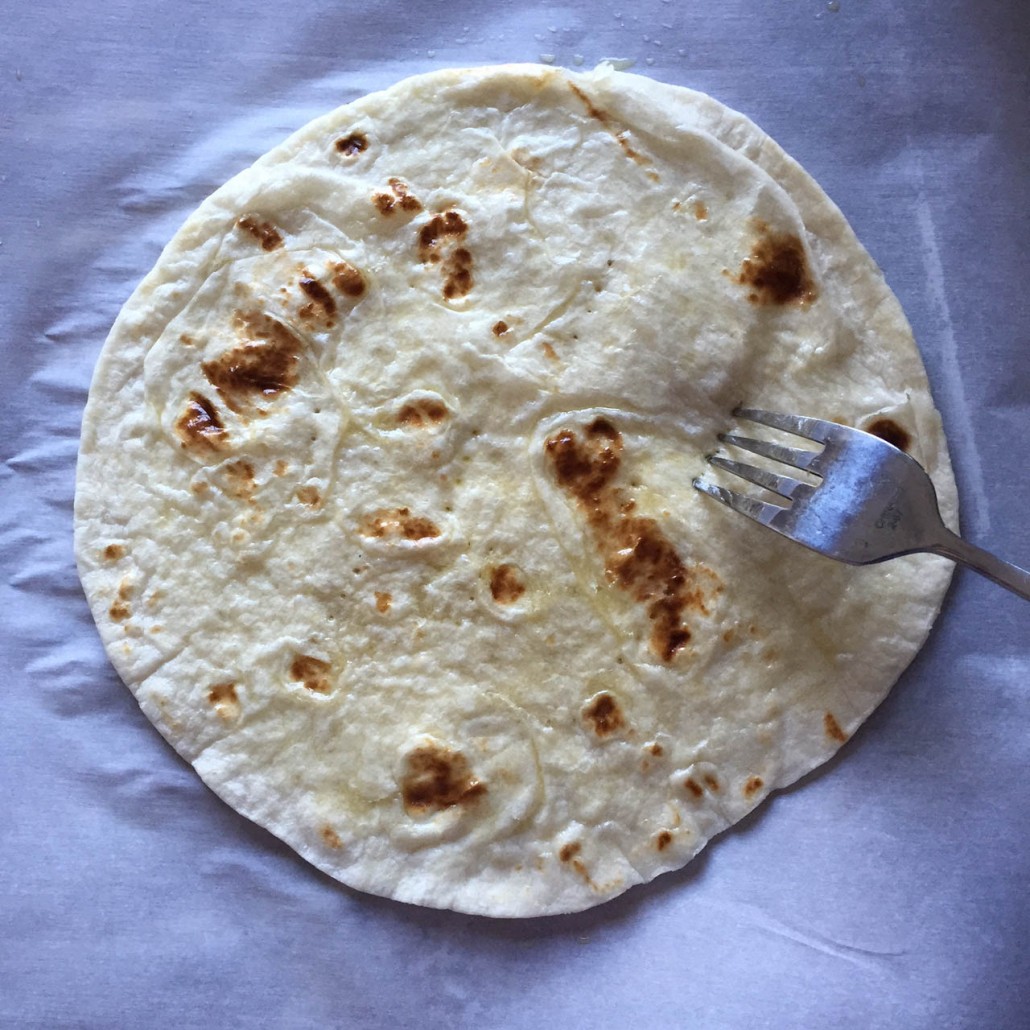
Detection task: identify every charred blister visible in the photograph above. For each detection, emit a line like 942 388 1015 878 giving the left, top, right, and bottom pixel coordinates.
330 260 366 299
742 775 764 799
176 392 229 454
568 83 657 175
581 690 626 738
334 132 368 157
358 507 441 541
373 177 423 216
202 311 302 414
395 397 450 430
236 215 284 252
295 485 322 508
207 681 241 721
290 654 333 695
736 220 817 307
321 825 343 849
864 417 911 453
297 272 337 324
488 563 527 605
824 712 848 744
400 742 486 816
545 417 711 662
417 210 474 301
221 459 257 502
108 577 133 623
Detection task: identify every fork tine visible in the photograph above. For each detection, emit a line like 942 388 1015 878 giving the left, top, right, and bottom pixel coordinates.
707 454 813 500
718 432 823 473
692 478 792 528
734 406 840 444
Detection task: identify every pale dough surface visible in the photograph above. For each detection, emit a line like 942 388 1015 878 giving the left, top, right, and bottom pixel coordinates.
75 64 955 916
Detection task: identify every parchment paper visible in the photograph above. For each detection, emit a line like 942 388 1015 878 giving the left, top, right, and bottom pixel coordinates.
2 1 1028 1027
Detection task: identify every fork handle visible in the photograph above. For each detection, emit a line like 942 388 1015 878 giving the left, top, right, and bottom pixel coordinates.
930 529 1030 602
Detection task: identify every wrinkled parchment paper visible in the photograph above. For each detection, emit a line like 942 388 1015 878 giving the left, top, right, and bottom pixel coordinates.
2 1 1027 1026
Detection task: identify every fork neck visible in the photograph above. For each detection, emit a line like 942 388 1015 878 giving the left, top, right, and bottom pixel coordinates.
929 527 1030 602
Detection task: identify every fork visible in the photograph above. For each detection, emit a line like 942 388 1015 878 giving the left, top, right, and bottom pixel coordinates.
693 407 1030 601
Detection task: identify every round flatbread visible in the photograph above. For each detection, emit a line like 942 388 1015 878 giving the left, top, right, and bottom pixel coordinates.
75 64 956 916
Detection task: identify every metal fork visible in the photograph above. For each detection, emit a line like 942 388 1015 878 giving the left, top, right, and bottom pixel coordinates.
693 407 1030 601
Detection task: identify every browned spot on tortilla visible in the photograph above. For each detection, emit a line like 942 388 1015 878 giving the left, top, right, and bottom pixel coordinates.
274 459 288 476
655 830 673 851
568 82 654 170
489 564 526 604
373 177 423 216
540 341 559 362
559 841 582 863
180 333 195 346
865 418 911 453
646 742 664 757
296 485 321 508
396 398 448 428
223 460 256 501
335 132 368 156
331 261 366 298
693 200 708 221
202 311 301 413
418 210 474 300
207 681 239 719
321 825 343 848
546 418 714 661
492 320 510 337
401 743 486 814
290 654 332 694
108 579 133 622
684 777 704 798
824 712 848 744
583 691 625 737
236 215 283 251
359 507 441 541
737 222 817 307
176 392 229 453
703 773 720 792
375 591 392 614
298 273 337 318
103 544 125 561
743 776 764 798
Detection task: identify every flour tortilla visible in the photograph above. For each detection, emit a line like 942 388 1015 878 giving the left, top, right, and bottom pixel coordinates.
75 64 956 916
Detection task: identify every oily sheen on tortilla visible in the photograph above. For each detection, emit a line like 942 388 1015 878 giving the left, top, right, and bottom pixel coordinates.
75 64 956 917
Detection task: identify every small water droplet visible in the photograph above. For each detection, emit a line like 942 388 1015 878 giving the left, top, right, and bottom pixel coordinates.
653 40 663 48
827 0 840 10
643 34 651 42
645 56 656 66
539 53 556 65
677 48 686 57
549 25 557 32
35 218 41 229
427 49 437 58
573 54 585 66
534 32 544 41
15 69 23 81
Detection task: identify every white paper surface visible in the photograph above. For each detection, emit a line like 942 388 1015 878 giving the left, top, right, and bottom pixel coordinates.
2 1 1028 1027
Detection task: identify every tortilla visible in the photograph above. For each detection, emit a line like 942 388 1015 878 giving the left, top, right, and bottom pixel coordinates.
75 63 956 916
